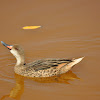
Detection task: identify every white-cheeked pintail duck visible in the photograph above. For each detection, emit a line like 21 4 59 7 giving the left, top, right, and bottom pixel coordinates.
1 41 84 77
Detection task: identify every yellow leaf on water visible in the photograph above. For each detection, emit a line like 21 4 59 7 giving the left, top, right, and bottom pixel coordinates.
22 26 41 29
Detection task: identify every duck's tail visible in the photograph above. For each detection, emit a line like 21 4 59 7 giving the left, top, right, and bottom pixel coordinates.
60 57 84 74
71 57 84 66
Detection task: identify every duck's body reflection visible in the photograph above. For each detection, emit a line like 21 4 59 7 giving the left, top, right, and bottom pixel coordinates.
1 71 80 100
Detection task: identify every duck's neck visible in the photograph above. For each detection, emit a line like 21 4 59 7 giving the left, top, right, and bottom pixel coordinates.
10 50 25 66
15 54 25 66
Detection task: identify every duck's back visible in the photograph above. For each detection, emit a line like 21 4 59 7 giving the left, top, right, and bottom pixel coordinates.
28 58 72 71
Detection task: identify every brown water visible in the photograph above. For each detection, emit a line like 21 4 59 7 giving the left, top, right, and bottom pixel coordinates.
0 0 100 100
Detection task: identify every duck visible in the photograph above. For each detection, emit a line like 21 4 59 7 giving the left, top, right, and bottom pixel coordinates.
1 41 84 78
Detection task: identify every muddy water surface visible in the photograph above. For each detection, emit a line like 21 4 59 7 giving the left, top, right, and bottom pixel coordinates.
0 0 100 100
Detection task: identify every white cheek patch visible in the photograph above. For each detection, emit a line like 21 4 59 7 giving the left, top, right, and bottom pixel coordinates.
10 49 21 65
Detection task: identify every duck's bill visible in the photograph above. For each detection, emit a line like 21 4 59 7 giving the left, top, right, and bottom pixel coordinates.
1 41 13 50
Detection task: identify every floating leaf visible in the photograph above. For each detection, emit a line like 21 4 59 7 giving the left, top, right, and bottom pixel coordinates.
22 26 41 29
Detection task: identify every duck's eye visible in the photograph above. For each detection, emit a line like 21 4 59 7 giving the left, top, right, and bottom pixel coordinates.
15 48 18 50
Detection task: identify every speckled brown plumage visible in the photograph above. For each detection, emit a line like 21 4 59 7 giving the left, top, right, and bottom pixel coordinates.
14 58 73 77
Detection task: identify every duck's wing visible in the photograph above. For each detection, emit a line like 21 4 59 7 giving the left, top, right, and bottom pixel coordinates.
27 58 73 71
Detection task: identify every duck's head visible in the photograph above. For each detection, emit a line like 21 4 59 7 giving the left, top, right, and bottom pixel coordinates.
1 41 25 65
